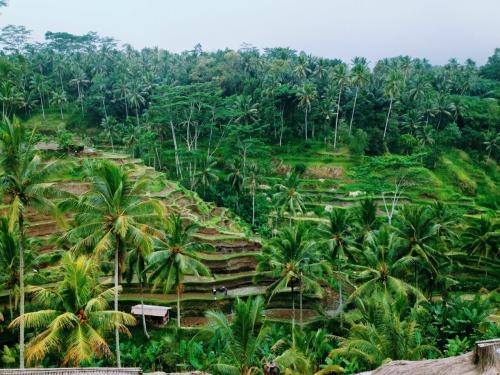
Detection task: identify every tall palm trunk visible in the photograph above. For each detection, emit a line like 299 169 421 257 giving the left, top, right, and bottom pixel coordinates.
299 276 303 332
102 97 108 119
139 278 149 339
114 237 121 367
338 258 343 331
170 120 181 177
349 87 359 136
291 281 295 333
383 97 393 139
38 92 45 120
251 187 255 225
304 107 308 141
177 286 181 328
18 214 25 369
333 89 342 149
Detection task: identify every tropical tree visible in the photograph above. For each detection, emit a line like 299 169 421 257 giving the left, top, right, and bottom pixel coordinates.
204 296 270 375
0 116 74 369
460 215 499 275
354 198 380 235
432 92 453 131
127 80 146 126
49 90 67 119
296 81 317 140
29 74 49 119
0 216 42 322
273 327 343 375
59 160 164 367
382 71 404 139
273 171 308 224
256 224 329 332
348 61 370 135
226 159 244 212
0 216 19 321
9 253 136 366
349 228 425 302
393 204 445 285
233 94 259 126
317 207 356 325
69 69 89 116
124 244 151 339
243 162 264 226
193 155 218 200
331 292 439 371
146 213 212 328
484 131 499 159
331 63 349 148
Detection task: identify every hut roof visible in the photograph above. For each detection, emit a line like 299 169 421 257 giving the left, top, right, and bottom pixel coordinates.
130 304 171 317
371 351 500 375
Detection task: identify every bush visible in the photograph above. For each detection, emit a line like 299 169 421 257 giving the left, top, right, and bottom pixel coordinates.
418 295 497 351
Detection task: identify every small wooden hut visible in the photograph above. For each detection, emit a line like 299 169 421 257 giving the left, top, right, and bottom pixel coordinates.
130 304 171 325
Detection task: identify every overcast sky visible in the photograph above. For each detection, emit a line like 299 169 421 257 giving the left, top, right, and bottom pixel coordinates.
2 0 499 66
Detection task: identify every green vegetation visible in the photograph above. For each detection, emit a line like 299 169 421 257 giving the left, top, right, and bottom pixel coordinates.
0 22 499 375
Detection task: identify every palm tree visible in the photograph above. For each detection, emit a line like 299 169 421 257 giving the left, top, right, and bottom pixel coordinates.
349 62 370 135
0 216 20 321
127 80 146 126
393 204 444 285
204 296 270 375
382 71 404 139
244 162 264 226
146 213 212 328
124 245 151 339
100 116 118 152
433 92 453 131
69 69 89 117
416 124 436 147
0 117 74 369
331 63 350 148
274 327 342 375
9 253 136 366
273 171 308 224
226 159 244 212
29 74 49 120
460 215 499 275
296 81 317 140
484 131 499 159
331 292 439 370
233 95 259 126
293 55 312 80
350 228 425 302
113 75 130 120
59 160 164 367
317 207 356 327
354 197 380 235
0 216 42 322
256 224 329 332
49 90 67 120
193 155 218 200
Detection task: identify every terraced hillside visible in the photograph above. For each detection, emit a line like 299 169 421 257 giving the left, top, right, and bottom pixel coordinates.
0 145 342 331
269 145 498 222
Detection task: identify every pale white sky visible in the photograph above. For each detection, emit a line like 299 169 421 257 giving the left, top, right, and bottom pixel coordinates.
2 0 499 66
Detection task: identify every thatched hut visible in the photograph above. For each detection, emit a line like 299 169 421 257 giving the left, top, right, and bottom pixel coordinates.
130 304 171 325
370 339 500 375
